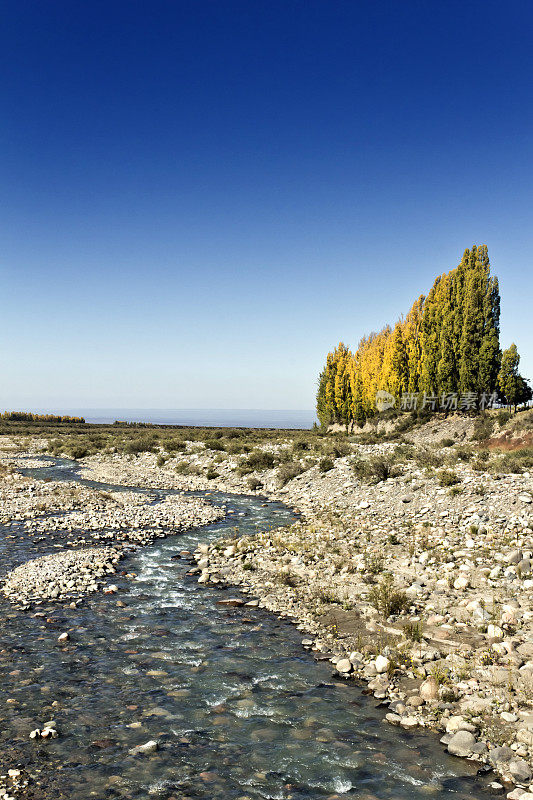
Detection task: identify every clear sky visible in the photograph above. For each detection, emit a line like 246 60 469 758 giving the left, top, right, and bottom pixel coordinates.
2 0 532 411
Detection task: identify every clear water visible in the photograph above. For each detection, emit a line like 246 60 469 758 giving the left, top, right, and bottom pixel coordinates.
0 458 490 799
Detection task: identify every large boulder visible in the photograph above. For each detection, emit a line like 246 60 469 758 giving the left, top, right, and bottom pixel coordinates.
446 730 476 757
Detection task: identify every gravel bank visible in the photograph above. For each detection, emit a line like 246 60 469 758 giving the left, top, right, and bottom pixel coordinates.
2 547 121 602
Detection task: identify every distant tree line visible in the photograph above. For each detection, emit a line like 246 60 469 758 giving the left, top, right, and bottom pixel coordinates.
317 245 532 428
1 412 86 423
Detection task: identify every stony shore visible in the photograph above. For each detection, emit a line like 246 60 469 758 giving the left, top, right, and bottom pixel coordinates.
72 433 533 797
1 417 533 797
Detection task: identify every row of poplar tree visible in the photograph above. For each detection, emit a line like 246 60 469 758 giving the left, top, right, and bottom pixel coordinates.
316 245 531 427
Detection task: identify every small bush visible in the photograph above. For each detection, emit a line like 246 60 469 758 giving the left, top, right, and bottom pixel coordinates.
328 441 351 458
369 574 409 618
371 456 400 481
277 462 303 486
69 446 88 459
206 468 219 480
414 448 444 468
497 410 512 427
175 461 200 475
392 444 415 461
319 457 334 473
473 414 495 441
156 454 166 467
292 439 311 452
492 447 533 474
404 621 423 642
455 446 473 462
246 450 276 470
438 469 460 487
246 476 263 491
124 437 156 455
204 439 226 451
364 552 384 574
279 571 298 587
439 438 455 448
352 456 402 483
226 442 248 455
164 439 186 452
429 663 450 686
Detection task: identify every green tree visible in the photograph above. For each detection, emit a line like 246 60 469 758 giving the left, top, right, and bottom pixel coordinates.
316 245 513 425
420 276 443 394
498 344 528 410
437 274 457 394
316 367 330 428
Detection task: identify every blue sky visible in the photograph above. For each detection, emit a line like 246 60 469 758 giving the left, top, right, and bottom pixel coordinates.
2 1 532 411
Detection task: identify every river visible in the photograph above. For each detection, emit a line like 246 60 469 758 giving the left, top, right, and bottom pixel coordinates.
0 457 491 798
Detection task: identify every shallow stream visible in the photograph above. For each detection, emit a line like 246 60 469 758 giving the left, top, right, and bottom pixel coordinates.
0 458 491 798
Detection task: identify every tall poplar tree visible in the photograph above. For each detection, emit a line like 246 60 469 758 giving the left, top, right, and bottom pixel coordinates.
497 344 529 410
316 245 517 424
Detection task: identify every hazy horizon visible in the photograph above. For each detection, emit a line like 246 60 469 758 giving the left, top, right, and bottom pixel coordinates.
8 407 318 429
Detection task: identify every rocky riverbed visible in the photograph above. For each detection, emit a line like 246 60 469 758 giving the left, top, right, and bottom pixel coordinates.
1 420 533 797
0 457 225 605
2 547 122 602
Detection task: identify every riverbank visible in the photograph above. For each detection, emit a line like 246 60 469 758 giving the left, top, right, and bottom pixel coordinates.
1 414 533 797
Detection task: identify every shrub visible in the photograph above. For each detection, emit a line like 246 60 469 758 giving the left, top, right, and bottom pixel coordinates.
351 458 368 480
246 476 263 491
224 428 242 439
473 414 495 441
439 438 455 448
429 663 450 686
319 457 334 473
246 450 275 470
226 442 247 455
235 463 253 476
164 439 186 452
438 469 460 487
328 441 351 458
204 439 226 451
492 447 533 474
497 410 512 427
392 444 415 461
404 621 423 642
455 446 473 462
156 454 166 467
316 587 340 603
369 575 409 617
352 456 402 483
69 446 88 459
124 437 156 454
370 456 400 481
414 448 444 468
364 552 384 574
175 461 201 475
206 468 219 480
279 571 298 587
292 439 311 452
277 462 303 486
